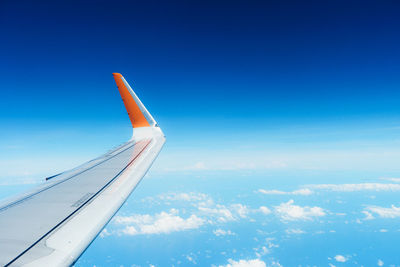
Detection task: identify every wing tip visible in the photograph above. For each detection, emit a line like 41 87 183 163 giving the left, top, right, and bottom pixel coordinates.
113 73 152 129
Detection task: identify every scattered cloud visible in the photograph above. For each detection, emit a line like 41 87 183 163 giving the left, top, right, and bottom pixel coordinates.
114 209 204 235
334 255 348 262
254 246 269 257
308 183 400 192
213 229 235 236
259 206 271 215
274 200 326 221
265 238 279 248
164 159 287 172
198 205 235 223
185 161 208 171
231 204 249 218
186 255 197 264
99 228 111 238
254 238 279 258
380 177 400 183
377 259 384 266
364 205 400 218
218 258 266 267
362 211 374 220
112 192 258 237
159 192 209 202
285 228 305 234
198 203 250 223
257 182 400 200
258 188 313 196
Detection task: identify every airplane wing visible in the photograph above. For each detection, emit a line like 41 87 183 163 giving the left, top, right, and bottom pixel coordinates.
0 73 166 266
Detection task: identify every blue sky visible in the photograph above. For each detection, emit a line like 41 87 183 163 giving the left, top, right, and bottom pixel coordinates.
1 1 400 124
1 0 400 178
1 1 400 266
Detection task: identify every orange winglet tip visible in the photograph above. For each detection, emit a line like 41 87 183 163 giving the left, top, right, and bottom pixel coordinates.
113 73 151 128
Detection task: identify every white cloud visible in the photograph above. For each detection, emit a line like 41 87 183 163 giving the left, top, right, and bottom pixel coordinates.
122 226 139 235
334 255 347 262
198 203 250 222
285 228 305 234
362 211 375 220
274 200 326 221
254 246 269 257
254 238 279 258
218 258 266 267
198 205 235 223
377 259 384 266
231 204 249 218
309 183 400 192
114 209 205 235
365 205 400 218
213 229 235 236
164 158 287 172
99 228 111 238
114 213 154 225
256 183 400 200
112 191 260 237
258 188 313 196
186 161 208 170
159 192 209 202
292 188 313 195
259 206 271 215
381 177 400 183
265 237 279 248
186 255 197 264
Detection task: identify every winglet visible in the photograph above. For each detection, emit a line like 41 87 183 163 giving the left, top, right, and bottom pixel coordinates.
113 73 156 128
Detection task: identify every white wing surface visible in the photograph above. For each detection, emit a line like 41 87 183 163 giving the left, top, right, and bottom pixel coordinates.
0 73 166 266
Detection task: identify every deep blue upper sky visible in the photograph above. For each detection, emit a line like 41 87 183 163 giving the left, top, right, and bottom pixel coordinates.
1 0 400 124
1 1 400 177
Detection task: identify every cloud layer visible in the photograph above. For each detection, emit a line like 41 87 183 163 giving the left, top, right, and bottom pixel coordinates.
218 258 267 267
364 205 400 218
114 209 204 235
274 200 326 221
258 188 313 196
309 183 400 192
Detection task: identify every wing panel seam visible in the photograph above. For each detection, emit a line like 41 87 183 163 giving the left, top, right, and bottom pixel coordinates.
5 139 152 266
0 141 136 213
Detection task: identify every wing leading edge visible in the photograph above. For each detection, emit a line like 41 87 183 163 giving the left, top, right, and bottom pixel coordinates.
0 74 166 266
